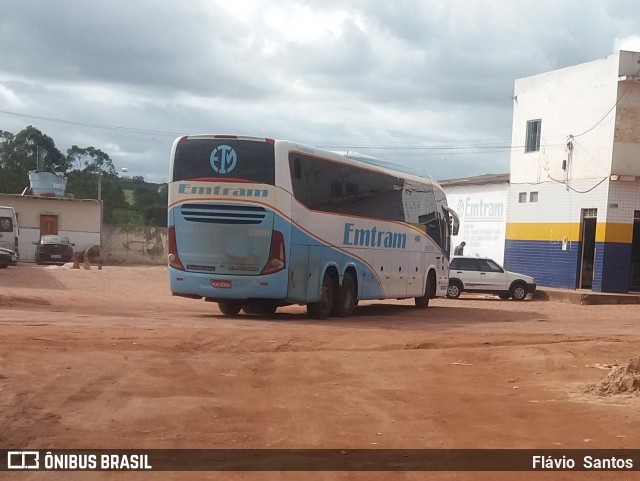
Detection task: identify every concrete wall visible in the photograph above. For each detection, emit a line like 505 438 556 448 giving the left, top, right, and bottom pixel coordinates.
102 224 167 265
612 58 640 176
504 178 610 289
509 51 622 184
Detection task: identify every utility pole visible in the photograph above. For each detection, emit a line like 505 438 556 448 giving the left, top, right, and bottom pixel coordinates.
96 167 103 263
97 168 102 201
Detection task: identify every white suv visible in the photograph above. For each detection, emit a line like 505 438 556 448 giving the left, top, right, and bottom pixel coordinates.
447 257 536 301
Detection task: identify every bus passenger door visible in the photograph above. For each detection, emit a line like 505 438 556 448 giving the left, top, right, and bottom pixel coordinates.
434 254 447 296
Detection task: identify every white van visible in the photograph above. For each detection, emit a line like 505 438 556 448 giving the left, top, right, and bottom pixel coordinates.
0 206 19 260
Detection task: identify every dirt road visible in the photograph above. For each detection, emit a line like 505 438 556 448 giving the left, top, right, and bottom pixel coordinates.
1 265 639 480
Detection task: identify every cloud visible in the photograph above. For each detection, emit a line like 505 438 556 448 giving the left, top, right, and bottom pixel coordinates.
0 83 25 111
1 0 640 182
615 35 640 52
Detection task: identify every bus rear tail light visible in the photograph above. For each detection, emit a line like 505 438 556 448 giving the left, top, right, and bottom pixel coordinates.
261 230 286 275
168 226 185 271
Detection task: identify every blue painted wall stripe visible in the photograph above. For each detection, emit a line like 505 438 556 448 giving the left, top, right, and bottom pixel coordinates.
505 239 632 292
504 239 579 289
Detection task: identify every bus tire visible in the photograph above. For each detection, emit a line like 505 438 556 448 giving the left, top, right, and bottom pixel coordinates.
333 273 356 317
307 272 334 319
415 293 429 308
242 301 278 316
218 301 243 316
415 270 435 308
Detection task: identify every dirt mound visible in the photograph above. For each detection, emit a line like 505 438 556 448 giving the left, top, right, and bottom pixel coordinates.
0 294 50 307
588 355 640 396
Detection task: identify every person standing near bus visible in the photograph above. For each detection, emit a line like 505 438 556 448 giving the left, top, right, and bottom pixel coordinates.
454 241 466 256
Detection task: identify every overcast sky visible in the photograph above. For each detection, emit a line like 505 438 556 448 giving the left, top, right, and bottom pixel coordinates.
1 0 640 183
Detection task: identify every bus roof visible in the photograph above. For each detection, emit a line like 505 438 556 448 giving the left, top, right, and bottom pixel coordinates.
341 150 433 181
173 135 436 185
289 141 435 184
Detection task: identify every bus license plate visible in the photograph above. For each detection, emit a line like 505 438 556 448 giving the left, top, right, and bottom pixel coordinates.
211 280 232 288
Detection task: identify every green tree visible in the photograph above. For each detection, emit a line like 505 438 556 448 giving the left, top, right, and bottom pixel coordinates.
143 205 168 227
65 146 125 223
0 126 66 194
0 127 163 227
0 130 26 193
133 184 167 226
67 145 116 176
65 171 126 224
15 126 68 172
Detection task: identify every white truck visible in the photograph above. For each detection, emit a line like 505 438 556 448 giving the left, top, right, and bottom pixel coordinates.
0 205 19 261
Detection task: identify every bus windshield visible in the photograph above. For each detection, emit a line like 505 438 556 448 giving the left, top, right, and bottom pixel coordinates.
172 137 275 184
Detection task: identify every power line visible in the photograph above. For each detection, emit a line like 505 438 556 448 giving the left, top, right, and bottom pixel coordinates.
0 109 183 138
0 108 564 155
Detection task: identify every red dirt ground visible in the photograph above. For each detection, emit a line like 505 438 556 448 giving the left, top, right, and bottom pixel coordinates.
1 264 639 481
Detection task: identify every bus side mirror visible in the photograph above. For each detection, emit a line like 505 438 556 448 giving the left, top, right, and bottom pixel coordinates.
444 206 460 236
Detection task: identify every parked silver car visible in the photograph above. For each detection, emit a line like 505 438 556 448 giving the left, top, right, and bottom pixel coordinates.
447 257 536 301
0 246 18 268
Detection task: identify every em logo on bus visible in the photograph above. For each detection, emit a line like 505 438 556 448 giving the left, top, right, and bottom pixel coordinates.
210 145 237 174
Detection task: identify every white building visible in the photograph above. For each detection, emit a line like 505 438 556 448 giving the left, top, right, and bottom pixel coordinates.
506 50 640 292
0 193 101 263
440 174 509 263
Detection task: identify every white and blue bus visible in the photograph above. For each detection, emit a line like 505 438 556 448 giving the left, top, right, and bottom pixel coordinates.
168 135 459 318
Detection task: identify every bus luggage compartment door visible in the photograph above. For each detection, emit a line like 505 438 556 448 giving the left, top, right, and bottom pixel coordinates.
287 244 310 302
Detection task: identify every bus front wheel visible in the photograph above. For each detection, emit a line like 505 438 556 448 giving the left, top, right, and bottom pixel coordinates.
415 271 435 308
218 301 243 316
307 272 335 319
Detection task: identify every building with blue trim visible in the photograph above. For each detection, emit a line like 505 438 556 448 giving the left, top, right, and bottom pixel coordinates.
504 50 640 293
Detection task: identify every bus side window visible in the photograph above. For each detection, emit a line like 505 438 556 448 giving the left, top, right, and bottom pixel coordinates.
293 158 301 179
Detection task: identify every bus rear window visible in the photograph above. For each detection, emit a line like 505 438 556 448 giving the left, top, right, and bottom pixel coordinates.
173 138 275 185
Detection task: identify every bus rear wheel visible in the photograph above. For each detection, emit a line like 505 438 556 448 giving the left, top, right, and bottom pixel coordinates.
218 301 243 316
242 301 278 316
307 272 335 319
333 273 356 317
